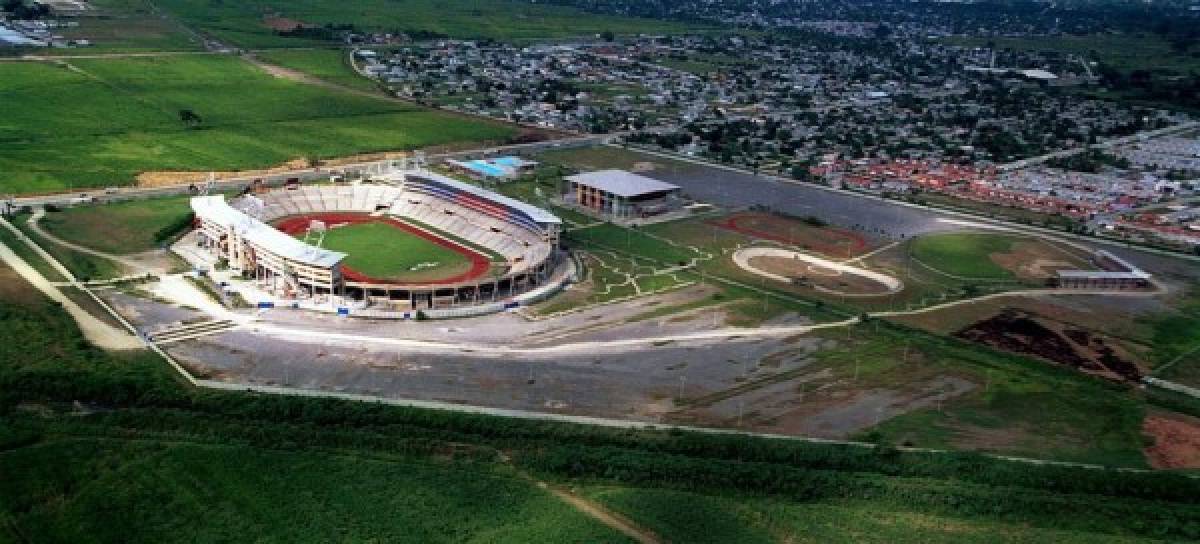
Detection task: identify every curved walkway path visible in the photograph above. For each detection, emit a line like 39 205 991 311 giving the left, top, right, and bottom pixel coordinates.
27 209 145 273
0 218 142 349
733 247 903 297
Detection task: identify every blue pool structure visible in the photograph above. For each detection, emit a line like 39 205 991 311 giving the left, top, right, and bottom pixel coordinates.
447 156 538 180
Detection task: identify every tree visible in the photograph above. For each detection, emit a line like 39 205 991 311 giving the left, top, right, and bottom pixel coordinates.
600 30 615 42
178 109 203 128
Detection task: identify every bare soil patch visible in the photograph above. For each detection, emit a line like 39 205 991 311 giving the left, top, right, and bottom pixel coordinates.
710 212 870 257
989 240 1091 281
262 16 311 32
1143 412 1200 469
956 309 1142 381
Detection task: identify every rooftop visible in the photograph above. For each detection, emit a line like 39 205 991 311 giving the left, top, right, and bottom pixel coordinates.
565 169 681 198
385 170 561 225
191 195 347 268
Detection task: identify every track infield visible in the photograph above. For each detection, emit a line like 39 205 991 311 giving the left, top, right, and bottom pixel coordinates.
272 213 491 285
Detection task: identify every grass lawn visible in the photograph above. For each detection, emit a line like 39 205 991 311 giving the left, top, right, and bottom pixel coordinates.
253 48 381 93
315 221 473 281
566 223 695 265
0 55 515 195
38 196 194 255
11 214 125 281
154 0 714 48
0 221 67 283
909 232 1020 280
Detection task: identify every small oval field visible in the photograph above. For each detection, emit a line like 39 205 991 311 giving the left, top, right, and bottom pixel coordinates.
272 214 493 285
909 232 1094 281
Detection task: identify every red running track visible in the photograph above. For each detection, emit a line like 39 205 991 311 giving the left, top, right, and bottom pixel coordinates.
273 213 492 286
709 212 868 257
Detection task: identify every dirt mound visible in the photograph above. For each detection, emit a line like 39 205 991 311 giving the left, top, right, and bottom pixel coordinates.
1143 413 1200 469
135 157 321 188
956 310 1141 381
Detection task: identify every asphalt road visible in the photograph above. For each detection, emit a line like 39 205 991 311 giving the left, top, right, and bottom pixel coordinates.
639 157 953 238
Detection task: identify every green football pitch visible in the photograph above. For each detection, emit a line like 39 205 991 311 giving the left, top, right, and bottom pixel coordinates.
308 222 477 283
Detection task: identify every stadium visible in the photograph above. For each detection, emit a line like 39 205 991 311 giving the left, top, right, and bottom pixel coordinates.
188 170 566 317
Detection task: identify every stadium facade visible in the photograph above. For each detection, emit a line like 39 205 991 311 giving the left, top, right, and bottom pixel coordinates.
190 170 565 314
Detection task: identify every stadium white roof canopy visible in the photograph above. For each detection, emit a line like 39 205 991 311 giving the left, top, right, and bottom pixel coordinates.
191 195 346 268
392 170 561 224
565 170 680 198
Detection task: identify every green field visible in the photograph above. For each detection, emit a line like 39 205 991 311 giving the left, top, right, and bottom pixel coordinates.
909 233 1019 280
0 55 515 195
153 0 712 48
38 196 194 255
253 48 381 92
309 221 474 281
10 214 125 281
